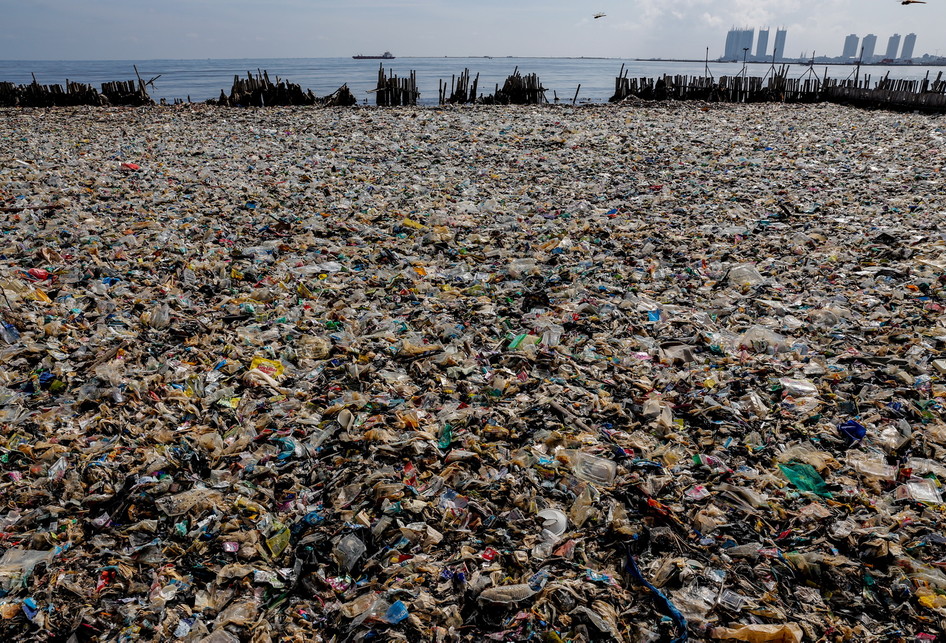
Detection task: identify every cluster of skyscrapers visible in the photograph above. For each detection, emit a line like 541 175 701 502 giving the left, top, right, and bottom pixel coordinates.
721 27 787 62
722 28 920 64
841 33 917 62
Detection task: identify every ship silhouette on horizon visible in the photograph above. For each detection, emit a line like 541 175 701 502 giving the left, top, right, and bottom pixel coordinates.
352 52 395 60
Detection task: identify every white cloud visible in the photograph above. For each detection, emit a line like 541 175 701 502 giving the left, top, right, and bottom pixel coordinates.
701 13 724 29
0 0 941 60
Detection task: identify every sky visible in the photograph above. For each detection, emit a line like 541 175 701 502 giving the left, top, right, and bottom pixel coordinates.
1 0 944 61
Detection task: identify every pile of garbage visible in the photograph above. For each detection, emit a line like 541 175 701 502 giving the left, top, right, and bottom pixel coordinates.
1 102 946 642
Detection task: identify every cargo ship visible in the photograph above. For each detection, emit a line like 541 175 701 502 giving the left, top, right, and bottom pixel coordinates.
352 52 395 60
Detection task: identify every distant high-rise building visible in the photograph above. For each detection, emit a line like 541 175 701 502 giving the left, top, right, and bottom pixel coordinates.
739 28 754 58
901 33 917 60
885 34 901 60
723 27 754 60
756 28 769 59
773 29 787 60
842 34 859 59
861 34 878 61
723 29 739 60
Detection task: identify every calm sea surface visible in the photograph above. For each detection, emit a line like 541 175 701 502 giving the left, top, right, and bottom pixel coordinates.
1 57 944 105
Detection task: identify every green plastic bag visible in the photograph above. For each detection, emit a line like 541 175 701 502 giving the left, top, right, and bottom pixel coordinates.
779 462 832 498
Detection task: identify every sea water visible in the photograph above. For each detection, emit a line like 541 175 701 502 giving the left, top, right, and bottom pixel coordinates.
0 57 942 105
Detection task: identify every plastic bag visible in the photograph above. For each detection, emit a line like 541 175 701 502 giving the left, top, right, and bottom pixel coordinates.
711 623 803 643
779 462 832 497
728 264 765 287
0 549 53 592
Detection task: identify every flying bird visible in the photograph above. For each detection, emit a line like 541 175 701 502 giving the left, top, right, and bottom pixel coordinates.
594 12 606 18
901 0 926 4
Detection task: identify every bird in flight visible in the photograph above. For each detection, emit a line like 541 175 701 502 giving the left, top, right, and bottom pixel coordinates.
594 12 606 18
901 0 926 4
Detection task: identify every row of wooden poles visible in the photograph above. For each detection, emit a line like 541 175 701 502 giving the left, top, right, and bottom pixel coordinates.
343 63 946 111
374 65 419 107
610 64 946 112
0 76 153 107
6 65 946 112
0 69 358 109
209 70 356 107
212 65 549 107
437 66 547 106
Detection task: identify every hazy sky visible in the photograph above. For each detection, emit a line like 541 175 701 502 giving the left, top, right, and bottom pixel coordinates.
2 0 943 61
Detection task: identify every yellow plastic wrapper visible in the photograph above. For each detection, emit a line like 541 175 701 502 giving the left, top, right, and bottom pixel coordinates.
711 623 803 643
266 526 291 558
917 588 946 610
249 356 284 379
401 217 426 230
27 287 51 303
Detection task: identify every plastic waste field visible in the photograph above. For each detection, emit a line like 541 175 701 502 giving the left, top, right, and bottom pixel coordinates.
1 102 946 641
